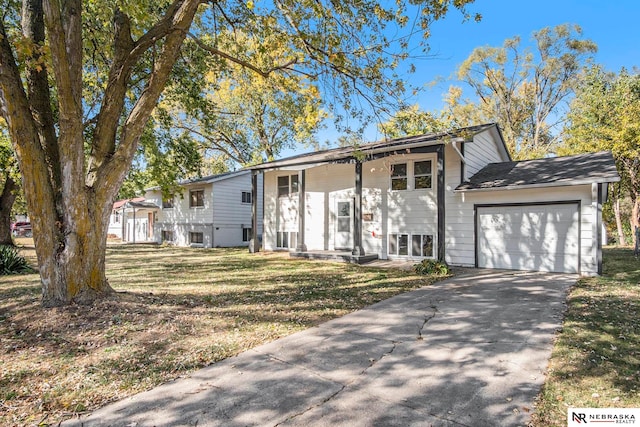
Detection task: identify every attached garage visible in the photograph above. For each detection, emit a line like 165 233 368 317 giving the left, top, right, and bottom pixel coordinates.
476 203 580 273
455 151 621 276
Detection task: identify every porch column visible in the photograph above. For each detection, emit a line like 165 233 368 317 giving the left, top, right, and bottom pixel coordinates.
352 160 365 256
437 145 445 261
296 169 307 252
249 170 260 253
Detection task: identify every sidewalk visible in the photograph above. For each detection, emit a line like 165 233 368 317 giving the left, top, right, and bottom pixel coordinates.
63 269 576 426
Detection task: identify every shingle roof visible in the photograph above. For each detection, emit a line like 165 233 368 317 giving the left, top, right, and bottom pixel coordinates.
249 123 503 170
455 151 620 192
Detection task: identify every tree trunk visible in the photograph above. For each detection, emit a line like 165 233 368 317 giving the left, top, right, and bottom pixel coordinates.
0 174 17 245
631 195 640 249
614 197 626 246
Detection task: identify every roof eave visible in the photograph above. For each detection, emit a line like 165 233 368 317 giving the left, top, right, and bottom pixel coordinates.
455 176 621 193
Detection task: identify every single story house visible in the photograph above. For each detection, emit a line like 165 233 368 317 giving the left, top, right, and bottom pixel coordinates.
143 170 263 248
247 123 619 275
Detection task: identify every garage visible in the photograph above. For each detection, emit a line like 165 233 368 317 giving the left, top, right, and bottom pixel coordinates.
476 203 580 273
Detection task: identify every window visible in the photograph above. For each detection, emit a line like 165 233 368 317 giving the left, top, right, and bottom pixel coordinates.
278 176 289 198
391 160 433 191
277 231 288 248
276 231 297 249
113 211 121 223
241 191 252 204
242 227 252 242
390 233 433 257
277 175 299 197
190 232 204 244
162 230 174 242
412 234 434 257
414 160 432 189
391 163 407 190
389 233 409 256
190 189 204 208
162 197 174 209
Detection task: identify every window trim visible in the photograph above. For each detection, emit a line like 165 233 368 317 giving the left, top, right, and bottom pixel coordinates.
277 174 299 198
414 160 433 190
389 232 434 258
390 159 434 192
189 189 205 208
241 191 252 204
242 227 252 242
189 231 204 245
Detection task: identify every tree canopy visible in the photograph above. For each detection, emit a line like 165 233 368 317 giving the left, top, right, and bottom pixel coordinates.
453 24 597 159
561 66 640 241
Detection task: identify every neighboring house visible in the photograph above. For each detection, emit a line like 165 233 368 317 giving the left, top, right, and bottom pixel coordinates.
109 197 159 243
143 170 263 248
248 123 619 275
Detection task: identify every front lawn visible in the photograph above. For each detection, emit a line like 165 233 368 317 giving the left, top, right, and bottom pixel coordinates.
0 245 435 426
532 247 640 426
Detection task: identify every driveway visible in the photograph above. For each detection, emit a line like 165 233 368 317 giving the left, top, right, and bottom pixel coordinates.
63 269 576 427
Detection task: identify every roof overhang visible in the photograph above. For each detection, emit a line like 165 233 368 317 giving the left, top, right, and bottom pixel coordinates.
454 177 621 193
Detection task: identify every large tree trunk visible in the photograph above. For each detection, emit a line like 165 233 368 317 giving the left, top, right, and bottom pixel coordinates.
0 0 201 306
0 174 17 245
614 197 627 246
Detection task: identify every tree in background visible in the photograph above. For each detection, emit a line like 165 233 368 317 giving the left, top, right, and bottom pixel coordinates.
0 0 478 307
165 30 328 167
378 104 458 138
561 66 640 246
0 128 21 245
453 24 597 159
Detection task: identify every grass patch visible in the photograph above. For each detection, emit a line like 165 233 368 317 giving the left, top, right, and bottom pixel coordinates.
532 247 640 426
0 245 436 426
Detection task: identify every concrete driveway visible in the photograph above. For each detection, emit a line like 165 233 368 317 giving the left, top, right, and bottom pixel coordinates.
63 269 576 427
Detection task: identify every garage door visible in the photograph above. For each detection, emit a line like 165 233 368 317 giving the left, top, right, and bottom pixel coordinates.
477 203 579 273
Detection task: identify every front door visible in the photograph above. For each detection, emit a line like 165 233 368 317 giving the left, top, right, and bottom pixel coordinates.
335 200 353 250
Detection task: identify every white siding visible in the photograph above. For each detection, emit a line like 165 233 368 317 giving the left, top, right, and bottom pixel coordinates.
212 173 263 247
263 154 439 260
445 183 597 275
464 129 508 178
150 172 262 248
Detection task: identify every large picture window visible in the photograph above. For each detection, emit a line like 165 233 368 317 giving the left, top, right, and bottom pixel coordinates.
189 189 204 208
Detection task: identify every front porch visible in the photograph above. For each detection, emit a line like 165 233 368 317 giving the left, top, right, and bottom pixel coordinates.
289 250 379 264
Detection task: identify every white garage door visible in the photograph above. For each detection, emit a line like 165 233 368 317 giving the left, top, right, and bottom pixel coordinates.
477 203 579 273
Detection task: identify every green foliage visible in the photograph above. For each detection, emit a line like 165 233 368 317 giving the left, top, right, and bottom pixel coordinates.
413 259 450 276
0 245 32 275
378 104 461 138
452 24 597 159
561 66 640 238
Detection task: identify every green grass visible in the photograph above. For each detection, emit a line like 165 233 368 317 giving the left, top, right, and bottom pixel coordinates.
0 245 436 426
532 247 640 426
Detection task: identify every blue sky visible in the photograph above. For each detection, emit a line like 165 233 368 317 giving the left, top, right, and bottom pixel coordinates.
313 0 640 148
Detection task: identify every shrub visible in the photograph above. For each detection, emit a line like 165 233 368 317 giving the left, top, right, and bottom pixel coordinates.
413 259 450 276
0 245 33 275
